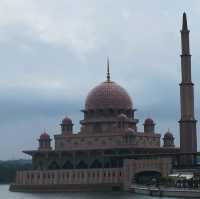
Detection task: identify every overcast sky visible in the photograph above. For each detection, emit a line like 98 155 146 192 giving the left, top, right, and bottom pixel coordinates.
0 0 200 160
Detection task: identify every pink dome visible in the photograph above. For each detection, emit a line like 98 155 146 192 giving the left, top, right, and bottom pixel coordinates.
85 81 133 110
62 116 72 124
164 131 174 139
40 132 50 140
144 118 154 125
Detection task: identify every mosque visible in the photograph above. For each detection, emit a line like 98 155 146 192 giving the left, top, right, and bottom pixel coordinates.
10 13 198 192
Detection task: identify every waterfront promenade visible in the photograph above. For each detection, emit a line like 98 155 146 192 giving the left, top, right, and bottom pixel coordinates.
130 184 200 198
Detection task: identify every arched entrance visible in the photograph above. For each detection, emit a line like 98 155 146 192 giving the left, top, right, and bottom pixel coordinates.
134 170 161 185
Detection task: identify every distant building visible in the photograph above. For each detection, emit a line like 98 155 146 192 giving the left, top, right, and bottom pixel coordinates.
10 13 198 192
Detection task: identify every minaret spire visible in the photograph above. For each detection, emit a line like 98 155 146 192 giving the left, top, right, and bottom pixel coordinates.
181 12 190 56
182 12 188 31
179 12 197 165
106 57 110 82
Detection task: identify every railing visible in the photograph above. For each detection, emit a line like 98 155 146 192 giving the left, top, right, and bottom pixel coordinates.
15 168 123 185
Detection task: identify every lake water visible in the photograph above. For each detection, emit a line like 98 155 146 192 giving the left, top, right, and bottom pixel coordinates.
0 185 180 199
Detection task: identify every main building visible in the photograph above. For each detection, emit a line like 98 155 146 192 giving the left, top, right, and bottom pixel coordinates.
10 13 198 192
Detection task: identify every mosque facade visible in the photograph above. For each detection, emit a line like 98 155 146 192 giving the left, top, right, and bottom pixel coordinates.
10 13 198 192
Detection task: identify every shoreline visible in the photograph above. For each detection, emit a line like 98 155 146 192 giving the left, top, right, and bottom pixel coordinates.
9 183 123 192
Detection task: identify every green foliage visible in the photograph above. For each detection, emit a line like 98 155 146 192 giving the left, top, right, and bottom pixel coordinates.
0 159 31 184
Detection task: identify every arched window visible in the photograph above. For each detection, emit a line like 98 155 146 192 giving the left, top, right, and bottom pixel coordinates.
48 161 60 170
110 159 118 168
76 160 88 169
62 161 73 169
104 161 111 168
93 123 102 133
90 159 102 168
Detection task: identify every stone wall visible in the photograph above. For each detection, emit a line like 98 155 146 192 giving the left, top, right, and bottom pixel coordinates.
54 132 160 151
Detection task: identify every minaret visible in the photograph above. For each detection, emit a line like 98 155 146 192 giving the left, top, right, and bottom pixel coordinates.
179 13 197 165
106 57 111 82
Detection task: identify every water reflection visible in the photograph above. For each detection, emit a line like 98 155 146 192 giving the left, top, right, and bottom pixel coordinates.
0 185 179 199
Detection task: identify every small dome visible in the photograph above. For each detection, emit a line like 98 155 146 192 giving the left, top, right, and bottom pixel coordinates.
85 81 133 110
62 116 72 124
164 131 174 139
40 132 50 140
144 118 154 125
